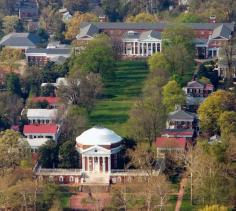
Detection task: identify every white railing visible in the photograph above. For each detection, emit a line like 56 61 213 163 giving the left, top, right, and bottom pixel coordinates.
36 167 82 175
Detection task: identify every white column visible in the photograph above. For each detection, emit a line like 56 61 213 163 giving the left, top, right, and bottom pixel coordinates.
142 43 144 56
108 156 111 172
103 157 105 172
160 42 162 52
133 42 135 55
151 43 153 55
82 155 85 171
155 43 157 53
92 157 95 172
137 42 140 56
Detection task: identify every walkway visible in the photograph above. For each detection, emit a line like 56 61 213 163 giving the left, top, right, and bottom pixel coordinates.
175 177 188 211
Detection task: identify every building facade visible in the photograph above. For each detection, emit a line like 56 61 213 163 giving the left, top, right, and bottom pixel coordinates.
76 22 235 59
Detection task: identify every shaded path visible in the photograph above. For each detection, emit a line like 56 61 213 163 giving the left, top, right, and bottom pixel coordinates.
175 177 188 211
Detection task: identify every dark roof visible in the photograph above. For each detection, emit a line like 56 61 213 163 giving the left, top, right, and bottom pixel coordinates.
168 109 196 121
80 22 235 31
0 33 42 47
139 30 161 40
211 24 233 40
26 48 71 55
122 31 140 39
76 23 99 39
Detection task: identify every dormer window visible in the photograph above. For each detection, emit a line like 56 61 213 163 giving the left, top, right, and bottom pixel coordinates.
128 31 136 35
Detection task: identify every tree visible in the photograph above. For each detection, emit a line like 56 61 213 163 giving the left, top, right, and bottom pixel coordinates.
63 0 89 14
39 6 64 36
197 90 235 136
162 24 195 85
58 105 88 141
5 72 22 96
65 12 98 40
72 34 115 80
198 205 228 211
0 130 30 174
58 140 80 168
0 48 23 72
176 13 203 23
218 111 236 137
38 140 58 168
2 15 23 34
57 73 102 111
101 0 128 21
0 92 24 125
126 12 158 23
128 91 166 146
162 80 185 112
218 36 236 89
40 84 55 97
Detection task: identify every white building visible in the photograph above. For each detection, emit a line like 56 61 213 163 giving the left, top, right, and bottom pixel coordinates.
27 109 58 124
76 126 123 173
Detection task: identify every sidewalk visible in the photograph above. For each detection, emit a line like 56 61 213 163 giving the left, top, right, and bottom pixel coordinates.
175 177 188 211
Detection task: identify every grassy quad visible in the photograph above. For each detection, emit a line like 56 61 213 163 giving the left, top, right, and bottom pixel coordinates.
89 60 149 136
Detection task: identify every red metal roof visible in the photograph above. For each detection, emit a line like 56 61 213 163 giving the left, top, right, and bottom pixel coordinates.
31 97 61 105
162 130 194 136
156 137 187 149
23 124 58 134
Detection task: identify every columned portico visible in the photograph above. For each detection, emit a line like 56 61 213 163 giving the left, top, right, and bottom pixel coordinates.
82 154 111 173
76 126 122 175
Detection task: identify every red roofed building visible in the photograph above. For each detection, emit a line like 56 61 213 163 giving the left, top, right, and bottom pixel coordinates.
23 124 60 150
156 137 187 157
31 97 61 108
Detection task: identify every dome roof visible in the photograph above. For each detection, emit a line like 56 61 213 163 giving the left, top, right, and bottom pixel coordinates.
76 126 122 146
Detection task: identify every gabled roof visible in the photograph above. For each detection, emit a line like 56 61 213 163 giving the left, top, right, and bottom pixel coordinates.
139 30 161 40
211 24 233 40
31 97 61 105
156 137 187 149
168 109 196 121
23 124 58 134
76 23 99 39
186 80 204 88
0 33 42 47
80 22 235 31
122 31 140 39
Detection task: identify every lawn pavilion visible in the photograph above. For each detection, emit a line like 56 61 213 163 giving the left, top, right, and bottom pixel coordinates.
76 126 123 173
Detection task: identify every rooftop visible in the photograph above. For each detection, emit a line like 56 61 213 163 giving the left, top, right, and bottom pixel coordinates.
23 124 58 134
27 109 58 118
0 33 42 47
76 126 122 146
156 137 187 149
31 97 61 105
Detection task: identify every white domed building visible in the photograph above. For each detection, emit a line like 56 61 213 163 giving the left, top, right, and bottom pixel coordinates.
76 126 123 173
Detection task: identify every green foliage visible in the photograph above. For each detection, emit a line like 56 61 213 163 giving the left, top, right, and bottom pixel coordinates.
2 15 23 34
38 140 59 168
218 111 236 137
163 80 185 112
63 0 89 14
198 204 228 211
0 130 30 170
40 84 55 97
197 90 235 136
58 140 80 168
6 72 22 96
126 12 158 23
176 13 203 23
71 34 115 80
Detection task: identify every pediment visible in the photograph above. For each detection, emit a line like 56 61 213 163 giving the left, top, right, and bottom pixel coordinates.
82 145 110 156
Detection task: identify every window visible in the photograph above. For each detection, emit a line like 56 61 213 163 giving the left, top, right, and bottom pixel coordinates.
69 176 74 182
59 176 64 182
29 135 33 139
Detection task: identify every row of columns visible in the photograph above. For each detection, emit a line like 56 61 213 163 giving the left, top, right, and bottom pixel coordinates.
82 156 111 173
124 42 161 56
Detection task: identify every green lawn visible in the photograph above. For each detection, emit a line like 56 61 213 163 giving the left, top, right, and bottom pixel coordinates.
89 60 149 136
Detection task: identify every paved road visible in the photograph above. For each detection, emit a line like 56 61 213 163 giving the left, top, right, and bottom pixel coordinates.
175 177 188 211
